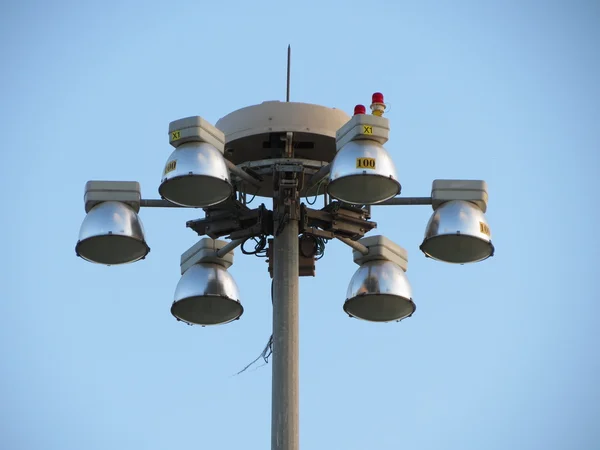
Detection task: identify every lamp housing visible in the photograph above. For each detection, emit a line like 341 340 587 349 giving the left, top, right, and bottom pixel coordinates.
344 235 415 322
171 238 243 326
75 181 149 265
159 116 232 208
420 180 494 263
328 113 400 204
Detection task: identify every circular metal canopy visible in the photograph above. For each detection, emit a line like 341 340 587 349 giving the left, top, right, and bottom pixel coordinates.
216 101 350 164
215 101 349 196
76 201 150 265
420 200 494 263
159 142 232 207
344 260 415 322
171 263 243 326
328 140 401 205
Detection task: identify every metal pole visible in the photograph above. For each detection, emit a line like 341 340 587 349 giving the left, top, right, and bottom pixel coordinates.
271 132 299 450
336 236 369 255
216 238 245 258
377 196 432 206
305 164 330 191
140 199 185 208
286 45 291 102
225 159 263 189
271 216 299 450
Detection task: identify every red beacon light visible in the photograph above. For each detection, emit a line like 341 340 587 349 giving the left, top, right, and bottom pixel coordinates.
370 92 386 117
353 104 366 115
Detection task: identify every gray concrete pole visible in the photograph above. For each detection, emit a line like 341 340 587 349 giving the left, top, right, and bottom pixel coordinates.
271 202 300 450
271 215 299 450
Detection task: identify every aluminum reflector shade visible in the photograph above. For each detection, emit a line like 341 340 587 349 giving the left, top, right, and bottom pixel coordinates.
171 263 243 326
328 140 400 205
344 260 415 322
159 142 232 207
420 200 494 263
76 201 149 265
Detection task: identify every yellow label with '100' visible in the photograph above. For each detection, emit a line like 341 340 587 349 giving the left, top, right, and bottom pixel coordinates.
164 160 177 175
356 157 376 169
479 222 491 236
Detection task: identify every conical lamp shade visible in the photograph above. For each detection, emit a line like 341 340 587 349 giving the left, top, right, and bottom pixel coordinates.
344 260 415 322
420 200 494 263
159 142 232 207
76 201 149 265
328 140 400 205
171 263 243 326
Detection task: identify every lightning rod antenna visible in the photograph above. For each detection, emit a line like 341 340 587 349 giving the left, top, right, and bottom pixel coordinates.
286 45 291 102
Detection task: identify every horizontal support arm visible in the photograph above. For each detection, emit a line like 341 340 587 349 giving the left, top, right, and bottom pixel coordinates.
377 197 432 206
336 236 369 255
140 199 187 208
216 238 246 257
139 196 431 212
225 160 262 189
305 164 331 191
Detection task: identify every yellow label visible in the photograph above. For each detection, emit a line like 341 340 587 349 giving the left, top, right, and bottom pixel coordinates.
479 222 490 236
164 160 177 175
171 130 181 141
356 157 376 169
362 125 373 135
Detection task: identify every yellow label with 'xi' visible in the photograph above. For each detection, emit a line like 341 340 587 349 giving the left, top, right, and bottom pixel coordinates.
356 157 376 169
171 130 181 141
164 160 177 175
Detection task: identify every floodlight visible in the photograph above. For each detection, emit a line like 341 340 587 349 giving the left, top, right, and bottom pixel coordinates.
421 200 493 263
159 116 232 207
171 238 243 326
328 109 400 204
420 180 494 264
343 236 415 322
75 182 149 265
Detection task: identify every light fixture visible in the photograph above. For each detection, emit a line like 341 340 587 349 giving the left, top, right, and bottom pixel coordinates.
420 180 494 264
171 238 243 326
159 116 233 208
343 235 415 322
76 181 149 265
73 79 497 450
328 98 400 204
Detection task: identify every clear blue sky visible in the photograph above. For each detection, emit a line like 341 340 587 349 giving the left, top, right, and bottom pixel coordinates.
1 1 599 449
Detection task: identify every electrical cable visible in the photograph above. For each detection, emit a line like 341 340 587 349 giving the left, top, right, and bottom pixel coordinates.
241 235 268 257
305 179 325 206
315 236 328 260
234 279 274 376
245 186 260 205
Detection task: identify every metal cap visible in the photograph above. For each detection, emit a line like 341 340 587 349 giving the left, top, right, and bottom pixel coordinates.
168 116 225 151
215 101 349 165
83 181 141 213
352 235 409 271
